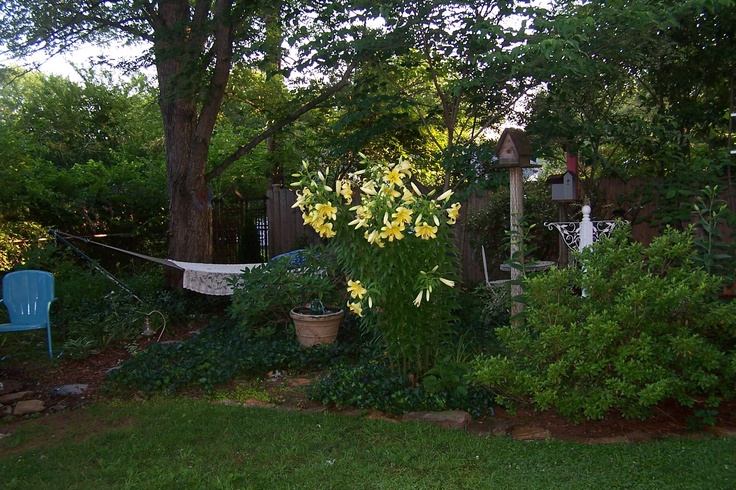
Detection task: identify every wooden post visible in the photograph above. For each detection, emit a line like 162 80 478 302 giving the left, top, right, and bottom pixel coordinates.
495 128 536 326
509 166 524 320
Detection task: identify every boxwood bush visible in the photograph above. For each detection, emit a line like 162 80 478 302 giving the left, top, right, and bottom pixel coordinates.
470 225 736 421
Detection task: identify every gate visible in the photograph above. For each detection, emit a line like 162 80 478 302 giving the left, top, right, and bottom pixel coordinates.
213 196 269 264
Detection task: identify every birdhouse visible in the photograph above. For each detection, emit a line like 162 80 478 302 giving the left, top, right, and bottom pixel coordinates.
494 128 534 167
546 151 579 202
546 171 578 202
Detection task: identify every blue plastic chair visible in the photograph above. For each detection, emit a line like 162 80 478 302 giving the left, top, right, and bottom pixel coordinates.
0 270 56 359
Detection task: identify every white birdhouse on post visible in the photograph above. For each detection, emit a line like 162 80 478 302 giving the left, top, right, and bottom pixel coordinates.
495 128 536 323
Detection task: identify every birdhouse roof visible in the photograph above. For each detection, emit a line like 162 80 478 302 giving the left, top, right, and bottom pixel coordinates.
546 170 576 184
495 128 534 167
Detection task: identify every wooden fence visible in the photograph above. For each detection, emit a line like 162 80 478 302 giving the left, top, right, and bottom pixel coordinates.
217 176 736 284
265 185 488 284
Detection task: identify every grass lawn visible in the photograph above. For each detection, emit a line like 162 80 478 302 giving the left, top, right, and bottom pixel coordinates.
1 398 734 489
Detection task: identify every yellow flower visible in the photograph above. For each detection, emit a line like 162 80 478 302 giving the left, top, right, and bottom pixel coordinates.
446 202 461 224
314 202 338 220
401 187 415 203
292 188 312 209
379 184 401 199
437 189 454 202
439 277 455 287
384 167 404 187
361 181 378 196
395 159 412 176
380 215 405 241
347 279 368 299
415 222 438 240
314 221 336 238
413 290 423 307
392 206 413 225
303 211 321 227
365 229 384 247
337 179 353 204
348 205 372 229
348 301 364 317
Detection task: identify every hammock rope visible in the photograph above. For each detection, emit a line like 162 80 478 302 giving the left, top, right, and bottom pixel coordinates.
48 230 262 296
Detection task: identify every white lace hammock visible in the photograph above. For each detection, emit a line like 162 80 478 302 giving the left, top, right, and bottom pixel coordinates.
49 230 262 296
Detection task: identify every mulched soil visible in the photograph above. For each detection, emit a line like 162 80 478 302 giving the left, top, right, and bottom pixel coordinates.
2 330 735 444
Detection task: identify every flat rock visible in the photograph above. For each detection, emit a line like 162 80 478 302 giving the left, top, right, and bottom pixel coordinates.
707 426 736 438
402 410 471 430
286 377 312 387
242 398 276 408
623 431 654 443
0 380 24 395
587 436 629 444
0 391 36 404
51 384 88 396
13 399 45 415
511 426 551 441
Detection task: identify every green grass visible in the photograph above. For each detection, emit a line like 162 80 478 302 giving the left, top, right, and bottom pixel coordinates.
1 399 734 489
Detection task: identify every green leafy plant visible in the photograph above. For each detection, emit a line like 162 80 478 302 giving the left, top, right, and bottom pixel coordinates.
228 246 345 331
105 316 361 393
692 185 734 281
308 356 494 418
291 156 461 376
470 225 736 421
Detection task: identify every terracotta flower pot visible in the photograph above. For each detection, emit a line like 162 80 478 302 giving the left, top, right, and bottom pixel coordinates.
289 306 344 347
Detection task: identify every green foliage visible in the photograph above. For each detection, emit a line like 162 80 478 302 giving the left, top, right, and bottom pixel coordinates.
292 157 462 377
692 185 734 280
105 317 360 393
464 180 559 275
470 225 736 421
5 242 195 359
308 357 494 418
228 246 346 331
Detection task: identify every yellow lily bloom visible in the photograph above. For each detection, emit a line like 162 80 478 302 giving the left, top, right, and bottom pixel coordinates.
348 301 364 317
439 277 455 287
413 290 423 307
361 181 378 195
314 202 338 220
314 221 336 238
392 206 413 225
415 222 438 240
347 279 368 299
380 217 404 241
447 202 461 224
384 167 404 186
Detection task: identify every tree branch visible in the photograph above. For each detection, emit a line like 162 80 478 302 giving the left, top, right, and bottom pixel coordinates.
205 60 358 182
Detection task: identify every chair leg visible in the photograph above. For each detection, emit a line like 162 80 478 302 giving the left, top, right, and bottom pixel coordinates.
46 326 54 359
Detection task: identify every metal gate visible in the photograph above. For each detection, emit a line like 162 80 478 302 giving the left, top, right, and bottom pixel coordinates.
213 196 269 264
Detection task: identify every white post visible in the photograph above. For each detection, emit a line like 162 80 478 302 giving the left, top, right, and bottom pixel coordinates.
579 204 593 297
579 204 594 252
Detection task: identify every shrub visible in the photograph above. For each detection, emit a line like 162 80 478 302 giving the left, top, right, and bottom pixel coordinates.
105 316 361 393
470 225 736 421
308 357 495 418
228 246 346 332
6 242 200 358
291 157 461 377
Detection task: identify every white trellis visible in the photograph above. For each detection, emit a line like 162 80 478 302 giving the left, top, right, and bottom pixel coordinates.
544 205 619 253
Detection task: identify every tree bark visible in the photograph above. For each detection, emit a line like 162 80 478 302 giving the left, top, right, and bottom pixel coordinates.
153 0 234 281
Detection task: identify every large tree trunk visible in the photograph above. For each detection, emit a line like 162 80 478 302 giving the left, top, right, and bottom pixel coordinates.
153 0 233 281
163 104 213 265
